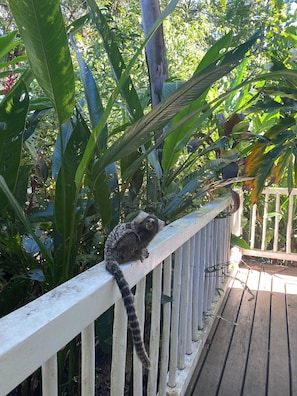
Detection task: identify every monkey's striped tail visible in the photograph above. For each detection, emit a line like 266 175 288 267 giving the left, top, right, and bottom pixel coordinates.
106 260 151 369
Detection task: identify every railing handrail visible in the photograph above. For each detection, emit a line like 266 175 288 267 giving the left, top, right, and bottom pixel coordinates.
0 195 233 395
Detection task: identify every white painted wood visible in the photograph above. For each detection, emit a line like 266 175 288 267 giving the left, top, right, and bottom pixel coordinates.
203 225 210 313
242 248 297 262
186 238 194 354
214 219 220 289
165 267 234 396
261 191 269 250
178 241 190 369
226 215 231 269
263 187 297 195
133 277 146 394
250 204 257 249
110 299 127 396
197 229 205 330
42 354 57 396
147 264 162 396
206 223 213 311
286 193 293 254
192 234 199 342
232 191 243 237
168 247 183 388
273 192 280 252
242 188 297 262
158 256 172 396
81 323 95 396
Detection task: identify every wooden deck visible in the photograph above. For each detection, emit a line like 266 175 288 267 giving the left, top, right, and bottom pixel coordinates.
186 262 297 396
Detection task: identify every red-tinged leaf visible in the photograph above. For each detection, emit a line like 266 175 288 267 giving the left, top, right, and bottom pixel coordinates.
245 143 266 176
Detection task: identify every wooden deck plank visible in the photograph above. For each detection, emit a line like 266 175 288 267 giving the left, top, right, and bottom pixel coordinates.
241 270 271 396
218 268 260 395
186 264 297 396
286 279 297 395
189 270 248 395
267 275 291 396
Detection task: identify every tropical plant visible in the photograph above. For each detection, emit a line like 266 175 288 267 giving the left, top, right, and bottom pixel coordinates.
1 0 296 392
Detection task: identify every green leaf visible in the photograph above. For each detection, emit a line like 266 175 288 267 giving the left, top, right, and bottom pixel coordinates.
54 112 90 280
231 234 250 249
0 30 22 60
87 1 144 122
70 34 107 147
96 32 260 176
0 176 53 267
194 32 233 75
264 116 296 142
75 0 179 188
8 0 75 124
0 80 29 210
254 145 284 198
70 35 115 227
161 32 234 174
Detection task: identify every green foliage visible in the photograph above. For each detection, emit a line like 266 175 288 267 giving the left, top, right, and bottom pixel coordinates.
8 0 75 124
1 0 297 391
0 81 29 210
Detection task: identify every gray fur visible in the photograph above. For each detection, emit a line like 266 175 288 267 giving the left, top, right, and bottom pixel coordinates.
104 211 164 369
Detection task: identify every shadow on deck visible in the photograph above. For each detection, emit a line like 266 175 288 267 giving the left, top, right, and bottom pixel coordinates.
186 262 297 396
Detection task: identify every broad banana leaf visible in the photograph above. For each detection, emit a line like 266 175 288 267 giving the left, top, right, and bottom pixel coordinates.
8 0 75 124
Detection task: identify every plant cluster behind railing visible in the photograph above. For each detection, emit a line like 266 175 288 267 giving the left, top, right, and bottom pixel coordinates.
0 195 236 396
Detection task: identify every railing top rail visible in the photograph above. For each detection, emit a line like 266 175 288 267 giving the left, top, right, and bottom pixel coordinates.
261 187 297 195
0 195 232 394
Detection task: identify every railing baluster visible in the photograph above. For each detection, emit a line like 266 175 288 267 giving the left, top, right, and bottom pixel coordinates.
261 191 269 250
133 277 146 394
206 223 213 311
147 264 162 395
214 218 221 289
192 233 200 341
208 220 217 309
286 193 293 254
81 323 95 396
273 192 280 252
198 229 205 329
110 299 127 396
168 247 183 387
178 241 190 369
42 354 57 396
203 225 210 313
226 215 231 270
250 203 257 249
158 255 172 395
186 237 195 354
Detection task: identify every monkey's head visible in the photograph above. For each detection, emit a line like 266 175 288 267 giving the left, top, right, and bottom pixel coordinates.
133 211 164 241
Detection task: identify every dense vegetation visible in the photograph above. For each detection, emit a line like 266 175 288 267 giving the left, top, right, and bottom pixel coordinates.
1 0 297 393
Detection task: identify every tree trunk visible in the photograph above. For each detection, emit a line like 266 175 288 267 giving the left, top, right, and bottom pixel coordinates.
140 0 168 113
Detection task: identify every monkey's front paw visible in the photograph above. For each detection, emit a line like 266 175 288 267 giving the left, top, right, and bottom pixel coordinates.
139 249 149 262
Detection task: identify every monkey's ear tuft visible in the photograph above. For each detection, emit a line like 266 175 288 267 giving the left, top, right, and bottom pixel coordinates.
158 219 165 231
133 211 149 224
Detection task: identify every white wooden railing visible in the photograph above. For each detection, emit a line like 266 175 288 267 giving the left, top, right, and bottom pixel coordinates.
0 195 236 396
239 187 297 262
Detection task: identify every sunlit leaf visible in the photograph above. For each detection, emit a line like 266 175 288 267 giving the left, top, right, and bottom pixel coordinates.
8 0 75 123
